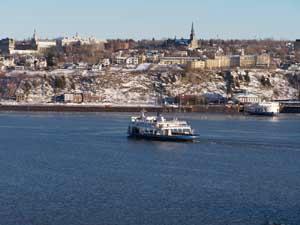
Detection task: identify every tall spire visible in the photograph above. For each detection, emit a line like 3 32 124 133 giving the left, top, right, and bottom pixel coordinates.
33 29 37 41
191 22 195 35
189 22 199 50
190 22 195 40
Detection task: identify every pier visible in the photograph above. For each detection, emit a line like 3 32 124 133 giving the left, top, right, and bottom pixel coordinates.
280 101 300 113
0 104 240 113
1 103 299 114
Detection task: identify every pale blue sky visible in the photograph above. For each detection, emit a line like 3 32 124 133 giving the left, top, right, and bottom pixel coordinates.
0 0 299 40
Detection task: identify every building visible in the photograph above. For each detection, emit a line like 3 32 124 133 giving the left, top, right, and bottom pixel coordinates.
115 56 127 65
187 53 271 71
230 55 240 68
256 53 271 68
37 40 56 52
59 93 83 103
215 56 231 68
187 60 206 70
160 56 202 65
82 93 102 103
146 50 163 63
15 93 26 102
172 51 188 57
205 59 220 70
102 58 111 67
165 23 199 50
91 64 102 72
32 29 56 52
138 54 146 64
12 31 38 55
0 30 54 56
126 57 139 65
0 38 16 55
205 56 230 70
57 33 106 48
240 55 257 68
104 40 132 51
294 39 300 52
234 93 261 104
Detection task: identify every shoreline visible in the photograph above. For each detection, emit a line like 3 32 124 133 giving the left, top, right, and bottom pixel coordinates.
0 103 241 114
1 103 299 114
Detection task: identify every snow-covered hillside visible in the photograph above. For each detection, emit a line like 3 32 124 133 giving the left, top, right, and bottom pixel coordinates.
0 67 299 103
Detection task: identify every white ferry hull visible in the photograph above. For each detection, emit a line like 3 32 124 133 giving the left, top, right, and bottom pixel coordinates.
128 133 200 142
247 111 278 116
245 102 280 117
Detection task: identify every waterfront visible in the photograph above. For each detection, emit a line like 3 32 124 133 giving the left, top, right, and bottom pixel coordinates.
0 112 300 225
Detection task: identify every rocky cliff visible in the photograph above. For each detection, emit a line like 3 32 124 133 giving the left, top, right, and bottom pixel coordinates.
0 67 299 103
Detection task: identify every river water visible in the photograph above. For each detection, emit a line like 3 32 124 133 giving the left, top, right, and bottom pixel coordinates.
0 112 299 225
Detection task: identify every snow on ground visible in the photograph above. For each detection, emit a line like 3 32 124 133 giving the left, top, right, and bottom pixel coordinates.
0 68 298 104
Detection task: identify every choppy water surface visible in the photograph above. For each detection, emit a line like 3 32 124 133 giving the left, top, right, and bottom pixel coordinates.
0 112 299 225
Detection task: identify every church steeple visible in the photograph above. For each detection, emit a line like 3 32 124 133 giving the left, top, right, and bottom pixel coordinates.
190 22 195 40
188 22 199 50
33 29 38 41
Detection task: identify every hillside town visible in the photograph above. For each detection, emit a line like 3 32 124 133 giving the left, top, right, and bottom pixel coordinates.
0 24 300 108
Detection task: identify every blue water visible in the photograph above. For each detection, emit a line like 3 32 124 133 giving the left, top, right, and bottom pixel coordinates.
0 112 299 225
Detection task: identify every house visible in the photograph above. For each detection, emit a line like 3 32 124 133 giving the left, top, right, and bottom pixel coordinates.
56 93 83 103
234 93 261 104
115 56 127 65
15 93 26 102
82 93 102 103
0 57 15 70
91 64 102 72
126 57 139 65
76 62 88 70
102 58 110 67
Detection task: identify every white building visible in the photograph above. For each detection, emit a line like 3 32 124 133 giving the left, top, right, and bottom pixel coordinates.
234 93 261 104
115 56 127 65
34 29 57 51
57 34 106 47
126 57 139 65
37 40 56 51
91 64 102 72
102 58 110 67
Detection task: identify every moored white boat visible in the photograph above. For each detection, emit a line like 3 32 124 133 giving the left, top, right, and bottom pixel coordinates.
245 101 280 116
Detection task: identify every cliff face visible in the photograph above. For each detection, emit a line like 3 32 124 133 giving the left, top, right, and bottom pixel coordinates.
0 68 299 103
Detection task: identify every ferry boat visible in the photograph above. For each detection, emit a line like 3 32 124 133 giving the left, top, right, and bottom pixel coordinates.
128 112 199 142
245 101 280 116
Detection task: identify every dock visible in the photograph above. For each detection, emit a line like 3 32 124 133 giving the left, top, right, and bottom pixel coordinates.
0 104 240 113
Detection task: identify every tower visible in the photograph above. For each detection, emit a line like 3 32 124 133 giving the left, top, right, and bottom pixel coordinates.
189 22 199 50
31 29 39 50
190 22 195 41
33 29 38 41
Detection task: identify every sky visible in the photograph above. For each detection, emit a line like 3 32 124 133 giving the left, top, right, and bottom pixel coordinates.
0 0 299 40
